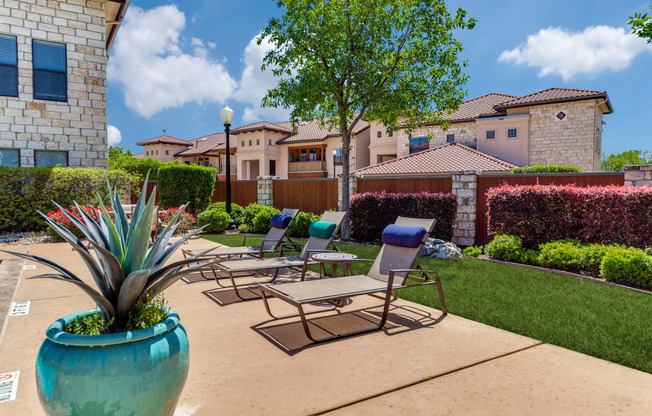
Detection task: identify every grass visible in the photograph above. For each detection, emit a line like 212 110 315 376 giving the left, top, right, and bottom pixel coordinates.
202 233 652 373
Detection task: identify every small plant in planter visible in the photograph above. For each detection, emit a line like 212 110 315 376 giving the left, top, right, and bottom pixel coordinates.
1 178 214 416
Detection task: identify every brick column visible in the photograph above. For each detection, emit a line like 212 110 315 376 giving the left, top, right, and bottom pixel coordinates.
338 174 359 210
257 176 277 206
451 170 478 246
624 165 652 187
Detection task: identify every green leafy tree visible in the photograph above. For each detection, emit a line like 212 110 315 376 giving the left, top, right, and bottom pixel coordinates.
108 145 133 161
601 150 652 172
260 0 475 239
630 4 652 42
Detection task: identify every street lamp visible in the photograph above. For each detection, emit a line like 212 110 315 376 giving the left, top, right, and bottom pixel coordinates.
220 105 235 230
332 148 338 178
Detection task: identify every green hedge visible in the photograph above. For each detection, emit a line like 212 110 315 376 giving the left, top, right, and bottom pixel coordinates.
510 165 583 174
0 166 138 233
157 165 216 215
109 156 173 180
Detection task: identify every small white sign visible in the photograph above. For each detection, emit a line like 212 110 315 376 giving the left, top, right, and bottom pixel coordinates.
0 371 19 403
554 109 568 122
23 265 36 270
9 301 30 317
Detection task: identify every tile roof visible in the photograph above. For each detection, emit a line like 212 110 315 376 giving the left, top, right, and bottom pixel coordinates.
136 134 191 146
353 143 518 176
494 88 611 112
174 132 237 157
133 152 145 159
276 118 370 144
230 121 293 135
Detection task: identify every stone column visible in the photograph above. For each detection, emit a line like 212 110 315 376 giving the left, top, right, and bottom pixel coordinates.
624 165 652 187
257 176 277 206
451 170 478 247
338 174 359 210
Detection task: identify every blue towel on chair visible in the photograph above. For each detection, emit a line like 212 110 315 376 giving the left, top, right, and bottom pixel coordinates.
382 225 427 248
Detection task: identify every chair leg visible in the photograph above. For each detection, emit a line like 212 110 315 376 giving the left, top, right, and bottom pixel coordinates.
432 272 447 315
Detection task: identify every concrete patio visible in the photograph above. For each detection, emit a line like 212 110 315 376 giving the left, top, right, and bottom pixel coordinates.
1 238 651 415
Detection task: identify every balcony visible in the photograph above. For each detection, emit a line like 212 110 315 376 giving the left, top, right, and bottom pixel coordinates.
288 160 326 172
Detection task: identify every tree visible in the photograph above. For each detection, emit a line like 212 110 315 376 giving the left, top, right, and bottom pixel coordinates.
260 0 475 239
108 145 133 161
629 4 652 42
601 150 652 172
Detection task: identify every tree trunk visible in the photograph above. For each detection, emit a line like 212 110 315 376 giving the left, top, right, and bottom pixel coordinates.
340 122 351 241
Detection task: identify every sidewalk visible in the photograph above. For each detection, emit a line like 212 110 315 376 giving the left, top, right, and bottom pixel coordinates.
0 239 650 415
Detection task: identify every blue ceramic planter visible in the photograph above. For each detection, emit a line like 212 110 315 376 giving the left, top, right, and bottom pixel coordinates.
36 308 189 416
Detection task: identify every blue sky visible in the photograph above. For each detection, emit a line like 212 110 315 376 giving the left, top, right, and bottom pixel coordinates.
106 0 652 155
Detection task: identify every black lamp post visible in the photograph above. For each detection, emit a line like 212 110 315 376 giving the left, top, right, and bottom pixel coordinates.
220 105 235 230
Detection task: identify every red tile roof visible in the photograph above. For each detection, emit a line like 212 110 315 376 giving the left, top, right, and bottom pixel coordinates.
174 132 237 157
494 88 612 113
136 135 191 146
133 152 145 159
276 118 370 144
230 121 293 135
353 143 517 176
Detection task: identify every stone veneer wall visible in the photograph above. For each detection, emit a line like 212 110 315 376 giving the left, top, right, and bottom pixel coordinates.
527 100 602 172
451 171 477 247
0 0 108 168
396 121 476 158
257 175 277 206
624 165 652 187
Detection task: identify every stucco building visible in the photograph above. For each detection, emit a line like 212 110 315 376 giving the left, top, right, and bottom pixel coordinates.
0 0 129 168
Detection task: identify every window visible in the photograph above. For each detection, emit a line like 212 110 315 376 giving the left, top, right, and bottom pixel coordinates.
248 140 252 146
156 150 159 155
146 151 149 156
256 139 260 145
486 130 495 140
508 128 517 138
268 140 271 145
409 137 429 154
165 150 169 155
0 34 18 97
33 40 67 102
333 148 343 165
35 150 67 167
446 134 455 143
241 141 244 147
0 148 20 167
377 131 382 138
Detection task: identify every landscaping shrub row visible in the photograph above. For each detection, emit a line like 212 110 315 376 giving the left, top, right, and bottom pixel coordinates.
350 191 457 243
470 235 652 289
487 184 652 249
510 164 583 174
157 165 217 215
0 166 138 233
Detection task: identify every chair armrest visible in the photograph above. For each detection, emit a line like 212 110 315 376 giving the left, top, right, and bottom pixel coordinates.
389 268 436 274
278 241 305 257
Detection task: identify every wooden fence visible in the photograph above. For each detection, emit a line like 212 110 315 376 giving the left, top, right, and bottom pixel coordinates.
357 176 453 194
212 180 258 207
273 179 339 214
475 172 626 245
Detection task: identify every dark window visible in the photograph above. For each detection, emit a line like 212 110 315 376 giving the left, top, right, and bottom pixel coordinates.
446 134 455 143
248 140 252 146
508 128 517 138
256 139 260 145
33 40 67 101
289 153 295 162
165 150 169 155
269 160 276 176
409 137 429 154
0 34 18 97
376 131 382 138
268 140 271 145
35 150 68 167
241 141 244 146
333 148 343 165
0 148 20 167
486 130 496 140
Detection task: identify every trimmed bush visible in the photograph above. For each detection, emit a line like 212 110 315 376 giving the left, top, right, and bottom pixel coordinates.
203 202 244 225
252 206 282 234
242 203 267 230
600 247 652 288
487 184 652 249
463 245 483 257
288 212 320 238
0 166 138 233
158 165 216 215
109 156 172 180
538 241 584 273
510 165 583 174
484 235 525 263
350 191 457 243
197 210 231 233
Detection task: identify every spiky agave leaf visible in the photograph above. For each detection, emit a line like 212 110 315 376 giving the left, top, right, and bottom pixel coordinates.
123 185 157 276
139 261 216 302
96 197 125 263
87 240 124 299
117 269 150 320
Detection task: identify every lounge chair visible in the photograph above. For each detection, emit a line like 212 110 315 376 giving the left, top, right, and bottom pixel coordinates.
209 211 347 300
181 208 301 265
258 217 446 343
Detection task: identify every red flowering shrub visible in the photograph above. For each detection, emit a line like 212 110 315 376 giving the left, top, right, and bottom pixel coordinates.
350 191 457 243
46 205 112 242
487 184 652 249
159 207 195 235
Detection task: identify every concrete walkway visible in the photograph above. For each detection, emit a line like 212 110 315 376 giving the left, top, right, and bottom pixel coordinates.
0 239 651 415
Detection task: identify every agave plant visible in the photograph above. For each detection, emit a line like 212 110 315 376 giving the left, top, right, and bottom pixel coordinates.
1 177 214 332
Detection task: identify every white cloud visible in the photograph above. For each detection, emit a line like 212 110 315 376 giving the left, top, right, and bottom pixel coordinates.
108 5 237 118
107 125 122 146
499 26 652 81
235 35 291 123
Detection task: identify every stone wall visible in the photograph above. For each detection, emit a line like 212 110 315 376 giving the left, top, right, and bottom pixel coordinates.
624 165 652 187
257 175 277 206
451 170 477 247
0 0 108 168
527 100 601 172
396 121 476 158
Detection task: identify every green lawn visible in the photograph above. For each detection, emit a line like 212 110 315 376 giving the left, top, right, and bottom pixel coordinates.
202 234 652 373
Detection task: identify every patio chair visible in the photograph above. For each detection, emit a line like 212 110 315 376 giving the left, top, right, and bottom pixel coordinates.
181 208 301 269
257 217 446 343
209 211 347 301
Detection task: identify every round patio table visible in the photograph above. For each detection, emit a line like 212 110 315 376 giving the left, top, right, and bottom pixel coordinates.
311 252 358 279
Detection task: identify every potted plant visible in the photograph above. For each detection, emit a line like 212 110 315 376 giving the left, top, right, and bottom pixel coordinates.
1 179 214 416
